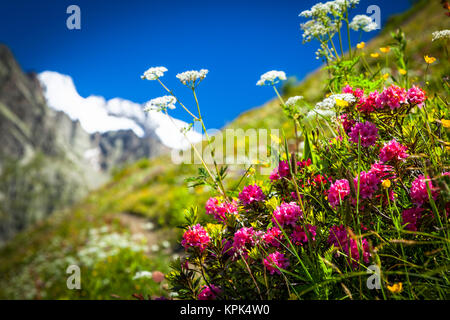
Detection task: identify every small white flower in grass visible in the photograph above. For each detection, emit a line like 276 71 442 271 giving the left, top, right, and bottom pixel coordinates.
141 66 168 80
256 70 287 86
176 69 209 88
349 15 377 32
432 30 450 42
285 96 304 107
144 95 176 112
133 271 152 280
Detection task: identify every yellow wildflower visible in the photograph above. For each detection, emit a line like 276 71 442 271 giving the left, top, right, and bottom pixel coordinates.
247 167 256 176
371 53 380 58
335 98 349 107
424 55 436 64
387 282 403 294
442 119 450 128
357 42 365 49
398 68 407 75
382 73 389 80
382 179 391 189
379 47 390 53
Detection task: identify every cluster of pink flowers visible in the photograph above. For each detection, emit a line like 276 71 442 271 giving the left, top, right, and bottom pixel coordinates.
263 251 290 275
291 224 317 246
181 224 210 252
205 197 238 222
369 161 396 180
262 227 284 248
328 179 350 208
376 85 407 109
348 121 379 147
358 90 380 113
339 114 356 134
238 184 265 205
328 225 371 268
272 202 303 226
379 139 409 163
232 227 257 256
269 160 290 181
297 158 312 168
401 208 424 231
354 171 380 199
406 85 426 107
410 175 439 206
198 284 221 300
341 85 426 113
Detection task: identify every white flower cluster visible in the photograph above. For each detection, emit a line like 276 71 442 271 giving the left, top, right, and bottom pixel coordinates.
349 15 377 32
299 0 360 18
256 70 287 86
306 93 355 121
316 93 356 110
285 95 304 107
301 20 335 42
141 66 168 80
144 95 177 112
77 230 147 267
133 271 153 280
176 69 209 88
432 29 450 42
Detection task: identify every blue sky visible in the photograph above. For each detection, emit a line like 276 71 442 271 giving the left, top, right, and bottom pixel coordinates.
0 0 412 129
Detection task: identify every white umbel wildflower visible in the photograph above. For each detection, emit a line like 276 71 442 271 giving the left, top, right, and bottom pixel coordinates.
133 271 152 280
300 20 333 42
141 66 168 80
285 96 304 107
176 69 209 88
299 0 360 17
144 95 177 112
432 30 450 42
256 70 287 86
315 93 355 110
349 15 377 32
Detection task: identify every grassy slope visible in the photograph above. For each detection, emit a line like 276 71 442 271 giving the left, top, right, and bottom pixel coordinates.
0 0 448 299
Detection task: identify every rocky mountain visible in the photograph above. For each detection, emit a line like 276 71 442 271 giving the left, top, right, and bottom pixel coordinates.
0 44 168 243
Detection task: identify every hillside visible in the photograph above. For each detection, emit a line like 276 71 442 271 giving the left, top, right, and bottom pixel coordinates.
0 0 448 299
0 45 169 243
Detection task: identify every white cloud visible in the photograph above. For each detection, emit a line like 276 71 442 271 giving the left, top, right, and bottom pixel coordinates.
38 71 202 149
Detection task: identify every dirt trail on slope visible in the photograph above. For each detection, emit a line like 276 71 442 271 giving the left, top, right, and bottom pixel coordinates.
115 212 178 256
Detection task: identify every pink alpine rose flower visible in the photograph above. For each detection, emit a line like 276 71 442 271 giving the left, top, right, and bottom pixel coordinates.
269 160 290 181
198 284 221 300
328 179 350 208
181 224 210 252
402 208 424 231
238 184 265 205
262 227 284 248
376 85 407 109
354 171 380 199
406 86 426 107
263 251 290 275
379 139 409 163
348 122 379 147
369 161 396 180
272 202 303 226
291 224 317 245
410 175 439 206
